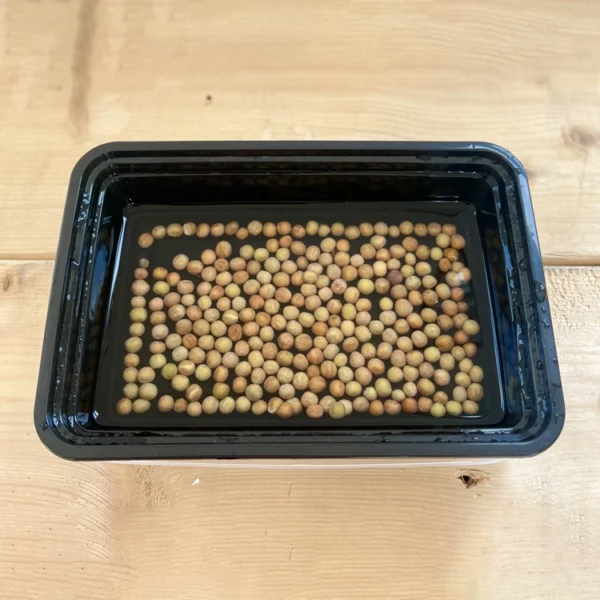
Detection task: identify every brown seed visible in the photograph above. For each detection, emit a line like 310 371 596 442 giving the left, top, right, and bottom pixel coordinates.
369 400 384 416
445 271 462 288
219 397 235 414
428 402 445 417
416 379 435 397
163 292 180 309
386 269 403 286
383 399 401 415
462 400 479 415
450 233 466 249
422 275 437 289
439 223 455 236
463 342 478 358
185 383 203 403
215 240 232 258
450 346 466 362
168 304 186 321
363 387 377 401
455 372 471 388
202 396 219 414
175 319 193 335
195 223 209 238
406 350 424 368
423 323 441 340
411 223 425 237
134 267 148 280
306 404 324 418
122 382 139 400
433 390 448 405
224 388 243 409
451 386 467 402
261 376 278 394
130 399 150 414
446 400 462 416
148 298 164 312
463 320 480 336
234 227 248 240
306 365 320 378
437 314 454 332
453 313 469 330
401 398 418 413
150 324 167 340
467 383 484 401
411 331 428 349
138 233 154 248
138 382 157 400
136 366 155 384
436 335 454 352
178 222 196 236
433 369 450 387
151 226 166 240
308 376 327 393
403 377 418 395
268 397 283 415
401 236 418 252
329 379 344 398
438 353 454 372
246 220 262 236
277 402 294 419
364 358 383 376
250 399 267 415
209 223 224 237
166 223 183 237
452 287 465 302
341 399 355 415
468 366 483 383
294 334 313 352
352 396 369 413
422 290 438 307
357 222 372 237
212 383 230 400
354 367 373 386
171 398 187 413
374 378 391 397
244 383 262 402
185 401 201 417
155 395 174 412
131 280 150 296
304 348 322 366
370 235 386 249
278 383 294 399
438 258 452 273
329 402 346 419
406 290 421 307
320 361 337 379
454 330 470 346
288 398 304 415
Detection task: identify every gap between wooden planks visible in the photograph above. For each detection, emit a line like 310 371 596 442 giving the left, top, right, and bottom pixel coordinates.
0 260 599 600
1 0 600 262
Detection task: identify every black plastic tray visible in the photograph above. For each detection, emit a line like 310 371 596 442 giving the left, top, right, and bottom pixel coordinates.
34 142 564 460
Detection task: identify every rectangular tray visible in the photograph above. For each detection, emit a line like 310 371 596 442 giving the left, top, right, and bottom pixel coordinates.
34 142 564 460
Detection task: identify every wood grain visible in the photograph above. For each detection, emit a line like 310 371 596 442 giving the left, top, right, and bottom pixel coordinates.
1 0 600 261
0 261 598 599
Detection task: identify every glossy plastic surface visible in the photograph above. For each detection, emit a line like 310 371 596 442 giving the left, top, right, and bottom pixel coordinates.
34 142 564 460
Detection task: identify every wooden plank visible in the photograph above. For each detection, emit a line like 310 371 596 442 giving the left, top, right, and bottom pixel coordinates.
1 0 600 261
0 261 598 599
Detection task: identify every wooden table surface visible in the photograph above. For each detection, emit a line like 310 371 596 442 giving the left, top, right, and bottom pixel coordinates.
1 1 599 598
